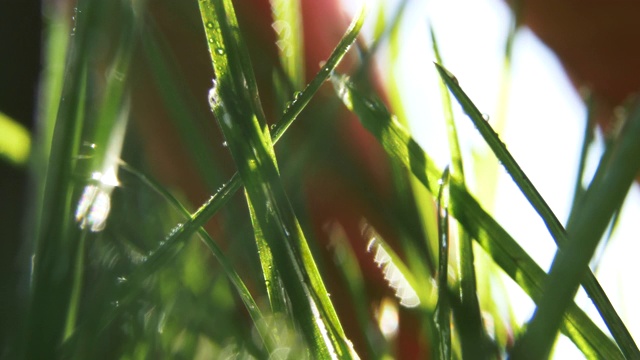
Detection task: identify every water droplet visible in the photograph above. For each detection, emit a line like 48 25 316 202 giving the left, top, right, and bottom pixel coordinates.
270 124 276 130
285 101 291 109
293 91 302 100
215 47 225 55
208 79 219 110
222 141 228 147
206 22 214 29
116 276 127 284
482 113 490 122
208 37 214 43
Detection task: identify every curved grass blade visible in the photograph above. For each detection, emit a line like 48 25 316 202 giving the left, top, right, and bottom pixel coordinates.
199 0 366 357
436 63 640 358
330 74 624 359
511 102 640 359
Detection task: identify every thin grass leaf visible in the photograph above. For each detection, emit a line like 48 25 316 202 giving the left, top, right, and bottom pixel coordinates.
330 74 625 359
431 27 493 358
200 0 365 357
511 101 640 360
436 63 640 358
435 167 452 360
270 0 304 90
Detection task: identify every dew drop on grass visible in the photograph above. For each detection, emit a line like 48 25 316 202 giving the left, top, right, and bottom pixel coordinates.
222 141 228 148
208 37 214 43
206 22 214 29
482 113 490 122
215 47 225 55
270 124 276 130
293 91 302 100
208 79 219 111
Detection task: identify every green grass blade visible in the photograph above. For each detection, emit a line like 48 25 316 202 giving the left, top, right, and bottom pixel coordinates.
435 168 452 360
330 74 625 359
436 63 639 358
431 27 493 358
199 0 365 357
511 101 640 360
270 0 304 89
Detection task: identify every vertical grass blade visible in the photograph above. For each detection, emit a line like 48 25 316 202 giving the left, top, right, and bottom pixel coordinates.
431 27 493 358
270 0 304 89
435 168 452 360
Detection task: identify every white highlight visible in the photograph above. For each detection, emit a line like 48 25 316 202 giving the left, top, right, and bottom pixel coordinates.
362 222 420 308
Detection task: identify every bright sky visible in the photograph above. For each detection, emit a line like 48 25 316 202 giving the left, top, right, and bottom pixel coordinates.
343 0 640 357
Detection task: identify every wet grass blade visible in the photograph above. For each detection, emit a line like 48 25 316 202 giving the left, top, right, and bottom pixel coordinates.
436 63 639 358
511 101 640 359
270 0 304 89
431 27 492 358
330 74 624 359
435 168 452 360
199 0 365 357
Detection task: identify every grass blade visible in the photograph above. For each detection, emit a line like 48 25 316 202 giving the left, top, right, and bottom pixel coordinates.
435 168 452 360
511 101 640 359
436 63 640 358
431 27 493 358
331 74 625 359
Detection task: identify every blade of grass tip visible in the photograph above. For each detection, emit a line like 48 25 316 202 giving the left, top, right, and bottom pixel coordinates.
436 167 452 360
270 0 304 90
330 74 625 359
431 26 493 358
119 0 365 306
200 0 365 357
436 63 640 358
511 101 640 360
